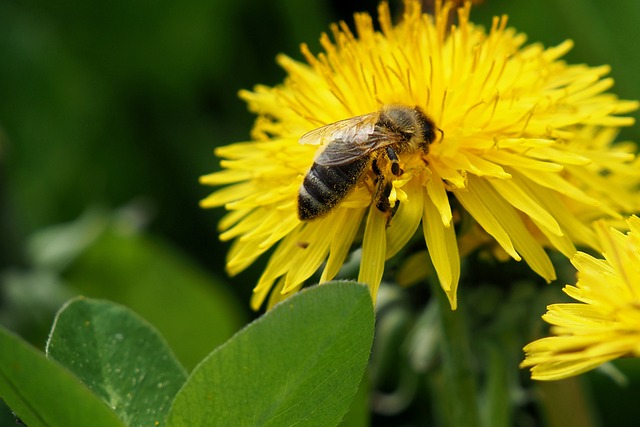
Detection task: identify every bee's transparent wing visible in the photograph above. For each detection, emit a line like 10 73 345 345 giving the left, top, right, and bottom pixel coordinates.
299 113 378 146
299 113 391 166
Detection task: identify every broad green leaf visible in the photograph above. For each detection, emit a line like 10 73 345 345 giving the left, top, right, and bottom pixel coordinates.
46 297 187 427
338 375 370 427
0 324 124 427
66 226 246 370
167 282 375 427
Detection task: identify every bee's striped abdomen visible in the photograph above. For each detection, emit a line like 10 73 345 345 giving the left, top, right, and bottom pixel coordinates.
298 159 367 220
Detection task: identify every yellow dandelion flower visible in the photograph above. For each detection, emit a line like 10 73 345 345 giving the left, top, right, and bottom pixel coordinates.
521 216 640 381
201 0 638 310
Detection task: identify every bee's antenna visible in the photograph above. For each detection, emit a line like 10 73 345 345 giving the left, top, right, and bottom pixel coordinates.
437 128 445 142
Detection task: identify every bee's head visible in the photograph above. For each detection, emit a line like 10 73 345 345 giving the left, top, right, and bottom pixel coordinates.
411 106 437 146
378 105 437 150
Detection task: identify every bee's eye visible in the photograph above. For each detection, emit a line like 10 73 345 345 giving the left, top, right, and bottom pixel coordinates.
400 130 414 140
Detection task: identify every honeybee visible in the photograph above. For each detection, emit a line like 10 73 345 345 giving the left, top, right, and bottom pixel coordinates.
298 105 437 221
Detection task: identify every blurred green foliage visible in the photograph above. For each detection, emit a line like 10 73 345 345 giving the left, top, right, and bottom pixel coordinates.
0 0 340 275
0 0 639 425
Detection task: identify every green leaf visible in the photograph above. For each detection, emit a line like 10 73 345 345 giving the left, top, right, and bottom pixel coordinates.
0 324 124 427
167 282 375 427
338 375 370 427
46 297 187 427
66 226 247 371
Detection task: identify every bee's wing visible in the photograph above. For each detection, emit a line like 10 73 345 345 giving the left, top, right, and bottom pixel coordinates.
299 113 378 146
299 113 392 166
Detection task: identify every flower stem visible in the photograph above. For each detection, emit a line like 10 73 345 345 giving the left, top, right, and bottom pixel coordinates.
430 277 480 427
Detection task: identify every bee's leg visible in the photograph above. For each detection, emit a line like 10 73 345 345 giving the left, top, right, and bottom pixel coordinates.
372 159 393 223
386 147 403 176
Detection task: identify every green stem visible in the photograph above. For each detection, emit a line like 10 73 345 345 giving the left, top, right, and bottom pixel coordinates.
537 378 598 427
430 277 480 427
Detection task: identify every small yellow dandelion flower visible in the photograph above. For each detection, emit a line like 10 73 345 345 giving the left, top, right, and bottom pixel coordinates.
521 216 640 381
201 0 638 310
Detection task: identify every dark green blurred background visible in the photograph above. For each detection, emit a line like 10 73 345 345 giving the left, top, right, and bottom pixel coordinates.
0 0 638 425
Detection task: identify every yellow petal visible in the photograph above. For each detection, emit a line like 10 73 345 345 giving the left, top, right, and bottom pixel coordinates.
386 180 424 259
257 213 301 249
218 209 251 232
457 150 511 178
265 277 289 311
483 150 564 172
200 169 253 185
431 161 468 189
512 172 599 249
252 276 286 312
526 356 618 381
219 209 267 241
358 207 388 302
490 175 563 237
282 222 332 292
252 228 304 296
423 188 460 309
527 147 591 165
226 238 270 276
469 177 556 282
425 170 453 226
530 217 576 259
200 182 255 208
453 185 520 261
320 208 365 283
516 167 599 206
